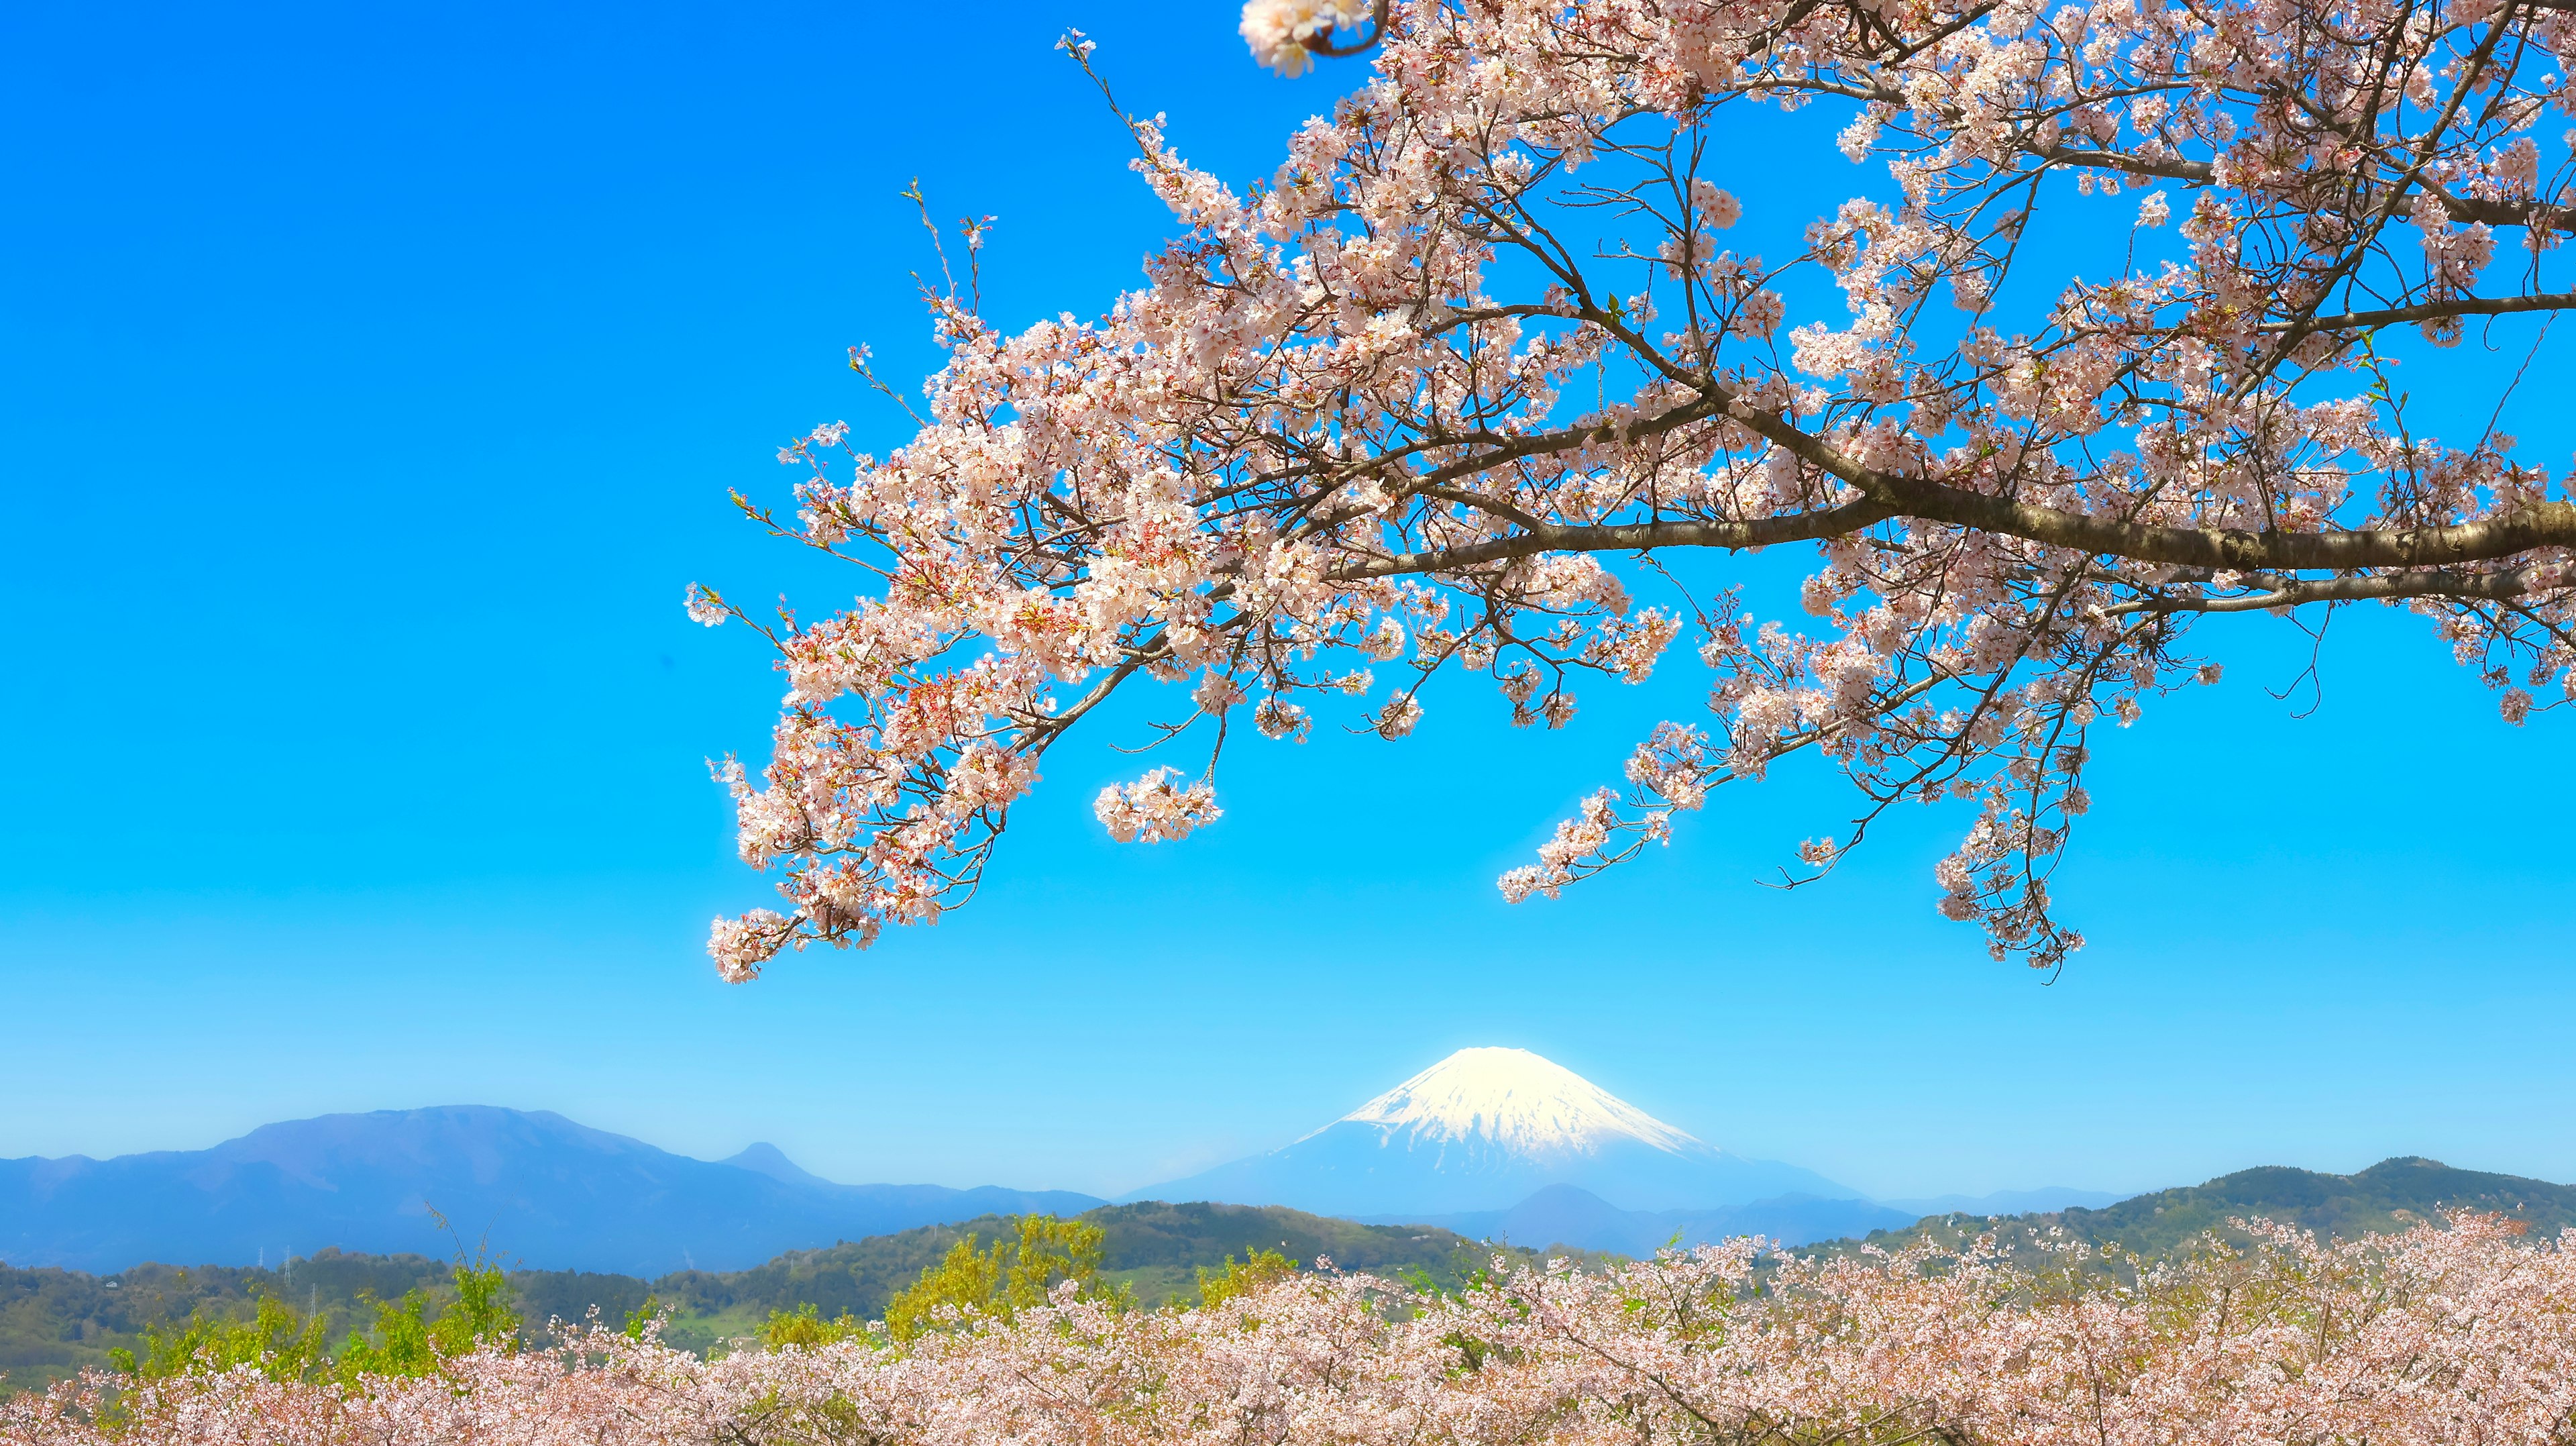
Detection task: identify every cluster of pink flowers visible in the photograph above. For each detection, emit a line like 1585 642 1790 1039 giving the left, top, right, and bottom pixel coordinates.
1093 767 1222 843
15 1215 2576 1445
1240 0 1381 76
691 0 2575 976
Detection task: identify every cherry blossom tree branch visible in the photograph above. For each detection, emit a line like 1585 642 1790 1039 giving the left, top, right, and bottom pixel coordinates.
2263 291 2576 331
686 0 2576 980
2110 565 2556 613
1332 500 1902 578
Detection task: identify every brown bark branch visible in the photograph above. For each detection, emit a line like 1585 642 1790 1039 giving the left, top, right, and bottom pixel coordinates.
2039 146 2214 183
2259 291 2576 331
2033 147 2576 238
2439 193 2576 234
1330 499 1900 578
2108 566 2553 613
1881 488 2576 572
1348 380 2576 580
1705 381 2576 571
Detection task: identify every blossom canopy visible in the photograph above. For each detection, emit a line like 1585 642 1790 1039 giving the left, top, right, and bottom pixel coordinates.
690 0 2576 979
16 1215 2576 1445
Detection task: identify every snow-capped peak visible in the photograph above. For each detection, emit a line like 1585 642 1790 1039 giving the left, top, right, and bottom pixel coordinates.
1333 1047 1706 1156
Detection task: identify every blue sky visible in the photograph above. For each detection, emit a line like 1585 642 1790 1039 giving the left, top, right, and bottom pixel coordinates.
3 0 2571 1208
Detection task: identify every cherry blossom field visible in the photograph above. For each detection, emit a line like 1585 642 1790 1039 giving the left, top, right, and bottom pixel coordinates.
9 1215 2574 1445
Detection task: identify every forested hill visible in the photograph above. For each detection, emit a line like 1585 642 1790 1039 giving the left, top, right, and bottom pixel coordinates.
2 1202 1507 1392
1849 1157 2576 1261
628 1200 1499 1337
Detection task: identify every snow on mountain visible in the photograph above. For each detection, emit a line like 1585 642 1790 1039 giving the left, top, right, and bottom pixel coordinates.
1336 1047 1703 1155
1128 1047 1863 1216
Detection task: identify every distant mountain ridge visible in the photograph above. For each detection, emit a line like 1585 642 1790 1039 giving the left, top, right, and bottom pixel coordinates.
0 1106 1101 1276
0 1066 2147 1277
1131 1047 1861 1215
1855 1156 2576 1262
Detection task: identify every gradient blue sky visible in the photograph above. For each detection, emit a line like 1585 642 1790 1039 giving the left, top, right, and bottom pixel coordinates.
4 1 2571 1208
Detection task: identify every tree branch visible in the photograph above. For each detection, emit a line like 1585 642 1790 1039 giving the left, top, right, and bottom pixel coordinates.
1331 499 1900 578
2263 291 2576 332
1344 375 2576 580
2108 566 2556 613
1885 489 2576 572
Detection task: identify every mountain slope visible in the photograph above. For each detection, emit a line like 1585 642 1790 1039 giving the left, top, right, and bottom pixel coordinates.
1132 1047 1859 1215
1850 1157 2576 1262
0 1108 1100 1276
634 1200 1522 1339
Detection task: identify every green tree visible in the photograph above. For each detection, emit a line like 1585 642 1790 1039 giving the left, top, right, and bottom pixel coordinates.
109 1292 333 1384
882 1215 1104 1341
758 1302 865 1350
334 1253 520 1380
1195 1249 1295 1309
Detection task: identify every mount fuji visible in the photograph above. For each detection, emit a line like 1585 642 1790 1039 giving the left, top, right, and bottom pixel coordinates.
1128 1047 1864 1217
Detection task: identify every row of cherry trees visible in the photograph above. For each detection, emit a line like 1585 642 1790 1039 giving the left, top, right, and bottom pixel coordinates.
691 0 2576 976
11 1214 2576 1444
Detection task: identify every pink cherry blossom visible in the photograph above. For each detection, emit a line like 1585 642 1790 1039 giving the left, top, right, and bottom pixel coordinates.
687 0 2576 978
682 583 726 628
20 1212 2576 1446
1094 767 1222 843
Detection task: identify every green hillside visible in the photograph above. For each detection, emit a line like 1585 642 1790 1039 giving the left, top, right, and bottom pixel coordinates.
537 1201 1515 1351
1847 1157 2576 1263
3 1202 1509 1392
0 1249 455 1393
1080 1200 1505 1308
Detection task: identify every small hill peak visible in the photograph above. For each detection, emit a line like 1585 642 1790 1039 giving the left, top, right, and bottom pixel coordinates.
722 1142 831 1187
1334 1047 1705 1156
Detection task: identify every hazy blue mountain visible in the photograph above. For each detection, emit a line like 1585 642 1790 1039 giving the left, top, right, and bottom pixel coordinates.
1881 1186 2131 1216
0 1106 1101 1276
720 1142 837 1188
1371 1182 1917 1253
1128 1047 1863 1216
